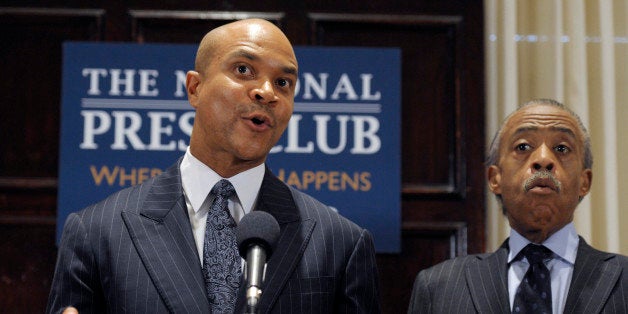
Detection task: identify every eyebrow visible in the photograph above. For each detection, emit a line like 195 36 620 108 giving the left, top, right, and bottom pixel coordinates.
228 49 298 76
229 49 258 61
512 126 577 139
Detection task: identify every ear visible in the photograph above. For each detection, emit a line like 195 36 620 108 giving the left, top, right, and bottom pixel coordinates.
186 71 201 109
487 165 502 194
579 168 592 197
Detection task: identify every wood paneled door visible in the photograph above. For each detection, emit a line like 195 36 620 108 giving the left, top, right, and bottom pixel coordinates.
0 1 484 313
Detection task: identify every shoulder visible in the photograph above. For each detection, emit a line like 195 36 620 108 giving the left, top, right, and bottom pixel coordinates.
417 254 486 281
288 186 364 233
75 177 152 218
287 186 335 216
577 238 628 268
284 185 375 256
413 247 505 293
72 161 180 222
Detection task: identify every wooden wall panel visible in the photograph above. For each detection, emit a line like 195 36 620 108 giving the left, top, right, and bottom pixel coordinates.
0 2 484 313
308 13 466 197
0 224 57 312
129 10 285 44
0 8 105 311
0 8 104 177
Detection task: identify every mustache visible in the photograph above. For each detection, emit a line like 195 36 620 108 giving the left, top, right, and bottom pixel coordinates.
523 170 562 193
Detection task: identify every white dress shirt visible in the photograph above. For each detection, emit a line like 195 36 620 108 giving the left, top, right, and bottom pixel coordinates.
507 222 579 314
179 147 265 264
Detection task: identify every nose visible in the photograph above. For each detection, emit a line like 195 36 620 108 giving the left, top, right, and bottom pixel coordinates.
250 79 278 105
531 144 555 172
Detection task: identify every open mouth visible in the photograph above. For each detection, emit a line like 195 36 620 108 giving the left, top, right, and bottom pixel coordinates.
244 112 273 129
251 117 265 125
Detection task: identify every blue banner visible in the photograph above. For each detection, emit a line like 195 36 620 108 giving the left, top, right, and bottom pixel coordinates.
58 42 401 252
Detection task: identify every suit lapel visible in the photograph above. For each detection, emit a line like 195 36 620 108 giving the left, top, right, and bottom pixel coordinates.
122 160 210 313
234 168 315 313
465 241 511 314
564 238 622 313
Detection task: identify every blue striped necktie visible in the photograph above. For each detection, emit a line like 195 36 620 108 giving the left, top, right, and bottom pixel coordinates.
202 179 240 313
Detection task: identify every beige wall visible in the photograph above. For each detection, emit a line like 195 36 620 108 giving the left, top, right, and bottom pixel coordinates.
485 0 628 255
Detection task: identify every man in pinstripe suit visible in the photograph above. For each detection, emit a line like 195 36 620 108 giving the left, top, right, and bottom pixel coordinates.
47 18 381 313
408 99 627 313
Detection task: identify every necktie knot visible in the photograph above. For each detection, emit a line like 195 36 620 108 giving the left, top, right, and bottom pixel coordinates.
212 179 236 199
520 244 553 265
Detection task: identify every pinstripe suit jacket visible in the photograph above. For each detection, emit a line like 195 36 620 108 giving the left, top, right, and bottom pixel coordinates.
46 160 381 314
407 239 628 313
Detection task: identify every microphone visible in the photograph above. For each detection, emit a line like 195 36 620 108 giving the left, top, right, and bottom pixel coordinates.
236 211 280 314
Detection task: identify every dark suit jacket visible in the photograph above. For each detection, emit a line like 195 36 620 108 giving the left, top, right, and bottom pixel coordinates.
46 160 381 313
407 238 628 314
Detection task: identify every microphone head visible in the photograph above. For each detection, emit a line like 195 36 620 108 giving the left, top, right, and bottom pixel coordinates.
236 211 280 259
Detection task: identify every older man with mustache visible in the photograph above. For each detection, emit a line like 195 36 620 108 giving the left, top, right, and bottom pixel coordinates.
408 99 628 314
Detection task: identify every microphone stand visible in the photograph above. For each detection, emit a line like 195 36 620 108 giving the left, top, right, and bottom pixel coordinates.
244 246 267 314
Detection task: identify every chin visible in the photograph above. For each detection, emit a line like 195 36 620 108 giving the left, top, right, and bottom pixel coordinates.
235 149 268 163
529 215 554 227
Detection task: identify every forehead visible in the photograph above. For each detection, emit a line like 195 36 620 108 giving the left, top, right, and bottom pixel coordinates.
504 104 582 137
212 23 297 70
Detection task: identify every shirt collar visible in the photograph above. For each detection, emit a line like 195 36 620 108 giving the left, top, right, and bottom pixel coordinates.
180 148 265 214
508 222 579 265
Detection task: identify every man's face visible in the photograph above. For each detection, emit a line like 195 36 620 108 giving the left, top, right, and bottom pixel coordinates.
186 21 298 177
487 104 592 243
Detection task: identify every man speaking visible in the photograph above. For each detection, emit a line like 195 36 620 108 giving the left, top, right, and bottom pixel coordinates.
47 18 381 314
